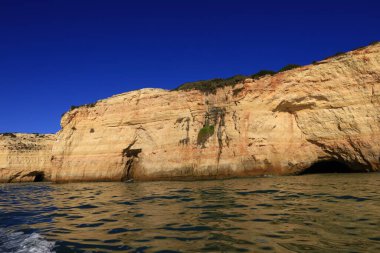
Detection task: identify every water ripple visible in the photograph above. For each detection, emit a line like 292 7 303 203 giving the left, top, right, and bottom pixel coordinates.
0 174 380 252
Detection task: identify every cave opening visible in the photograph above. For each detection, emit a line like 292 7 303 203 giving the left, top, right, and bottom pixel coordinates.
301 160 353 174
33 172 45 182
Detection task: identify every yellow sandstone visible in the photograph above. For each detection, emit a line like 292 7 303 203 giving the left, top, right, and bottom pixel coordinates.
1 43 379 183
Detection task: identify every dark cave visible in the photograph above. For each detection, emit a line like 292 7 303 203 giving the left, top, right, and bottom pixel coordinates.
33 172 45 182
301 160 353 174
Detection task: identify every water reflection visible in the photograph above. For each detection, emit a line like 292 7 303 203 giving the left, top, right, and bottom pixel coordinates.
0 174 380 252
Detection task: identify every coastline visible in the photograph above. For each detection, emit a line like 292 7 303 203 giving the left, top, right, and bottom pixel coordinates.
1 42 380 183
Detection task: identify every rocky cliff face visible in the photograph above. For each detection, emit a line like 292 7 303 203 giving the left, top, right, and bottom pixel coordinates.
0 133 55 183
1 43 380 183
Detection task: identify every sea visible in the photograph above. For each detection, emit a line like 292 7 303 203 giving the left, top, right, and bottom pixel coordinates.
0 173 379 253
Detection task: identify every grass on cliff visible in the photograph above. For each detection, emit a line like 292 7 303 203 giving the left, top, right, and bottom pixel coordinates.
62 103 97 117
70 102 97 111
250 70 276 79
0 133 17 138
278 64 301 72
173 41 380 94
197 125 215 146
173 67 298 93
174 75 247 94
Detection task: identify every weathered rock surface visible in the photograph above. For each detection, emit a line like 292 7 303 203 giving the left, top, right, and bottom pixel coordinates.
0 133 55 182
1 43 380 183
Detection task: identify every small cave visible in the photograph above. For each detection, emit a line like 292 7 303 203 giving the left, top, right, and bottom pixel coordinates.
121 145 142 182
33 172 45 182
301 160 353 175
22 171 46 182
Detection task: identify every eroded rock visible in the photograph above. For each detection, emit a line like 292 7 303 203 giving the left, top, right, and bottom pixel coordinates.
1 43 380 183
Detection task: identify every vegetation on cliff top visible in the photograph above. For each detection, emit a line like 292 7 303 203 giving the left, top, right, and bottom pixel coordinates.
174 75 248 94
278 64 301 72
173 66 299 94
173 41 380 94
0 133 17 138
61 41 379 112
250 70 276 79
70 102 97 111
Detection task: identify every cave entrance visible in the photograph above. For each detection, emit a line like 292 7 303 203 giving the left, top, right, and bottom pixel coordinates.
33 172 45 182
301 160 353 174
121 146 142 182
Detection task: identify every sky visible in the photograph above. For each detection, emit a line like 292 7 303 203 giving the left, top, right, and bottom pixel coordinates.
0 0 379 133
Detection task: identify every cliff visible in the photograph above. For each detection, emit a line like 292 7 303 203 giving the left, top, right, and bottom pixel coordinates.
2 42 380 183
0 133 55 183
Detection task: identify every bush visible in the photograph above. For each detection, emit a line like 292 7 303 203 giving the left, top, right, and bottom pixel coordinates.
175 75 248 94
173 68 291 93
70 102 97 111
197 125 215 146
1 133 17 138
278 64 301 72
251 70 276 79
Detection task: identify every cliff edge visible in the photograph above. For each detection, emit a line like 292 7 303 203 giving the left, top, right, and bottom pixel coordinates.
1 42 380 183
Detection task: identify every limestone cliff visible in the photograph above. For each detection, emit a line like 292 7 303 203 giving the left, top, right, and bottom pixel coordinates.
0 133 55 183
2 43 380 183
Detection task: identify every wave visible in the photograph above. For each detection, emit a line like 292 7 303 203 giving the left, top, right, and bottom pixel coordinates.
0 228 55 253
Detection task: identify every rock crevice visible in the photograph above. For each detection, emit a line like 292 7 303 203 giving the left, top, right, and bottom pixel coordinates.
1 43 380 182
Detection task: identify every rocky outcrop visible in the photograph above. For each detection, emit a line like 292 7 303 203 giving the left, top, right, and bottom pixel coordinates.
0 133 55 183
2 43 380 183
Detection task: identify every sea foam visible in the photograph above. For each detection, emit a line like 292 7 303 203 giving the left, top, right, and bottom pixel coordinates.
0 229 55 253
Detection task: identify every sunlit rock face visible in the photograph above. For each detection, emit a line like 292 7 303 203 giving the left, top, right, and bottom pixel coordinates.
0 133 55 183
0 43 379 183
48 43 380 182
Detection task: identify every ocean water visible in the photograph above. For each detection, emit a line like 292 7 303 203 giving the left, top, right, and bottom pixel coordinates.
0 174 380 253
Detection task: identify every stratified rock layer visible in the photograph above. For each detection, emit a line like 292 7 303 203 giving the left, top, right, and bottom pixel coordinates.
0 134 55 182
1 43 380 183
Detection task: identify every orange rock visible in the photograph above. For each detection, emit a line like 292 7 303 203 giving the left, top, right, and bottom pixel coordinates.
1 43 380 183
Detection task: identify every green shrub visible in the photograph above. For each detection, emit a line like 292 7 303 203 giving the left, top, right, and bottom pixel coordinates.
197 125 215 146
278 64 301 72
175 75 248 94
169 42 377 94
168 43 379 95
1 133 17 138
70 102 97 111
250 70 276 79
86 102 97 108
173 68 293 93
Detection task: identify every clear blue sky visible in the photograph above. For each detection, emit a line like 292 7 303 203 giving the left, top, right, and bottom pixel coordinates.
1 0 379 133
